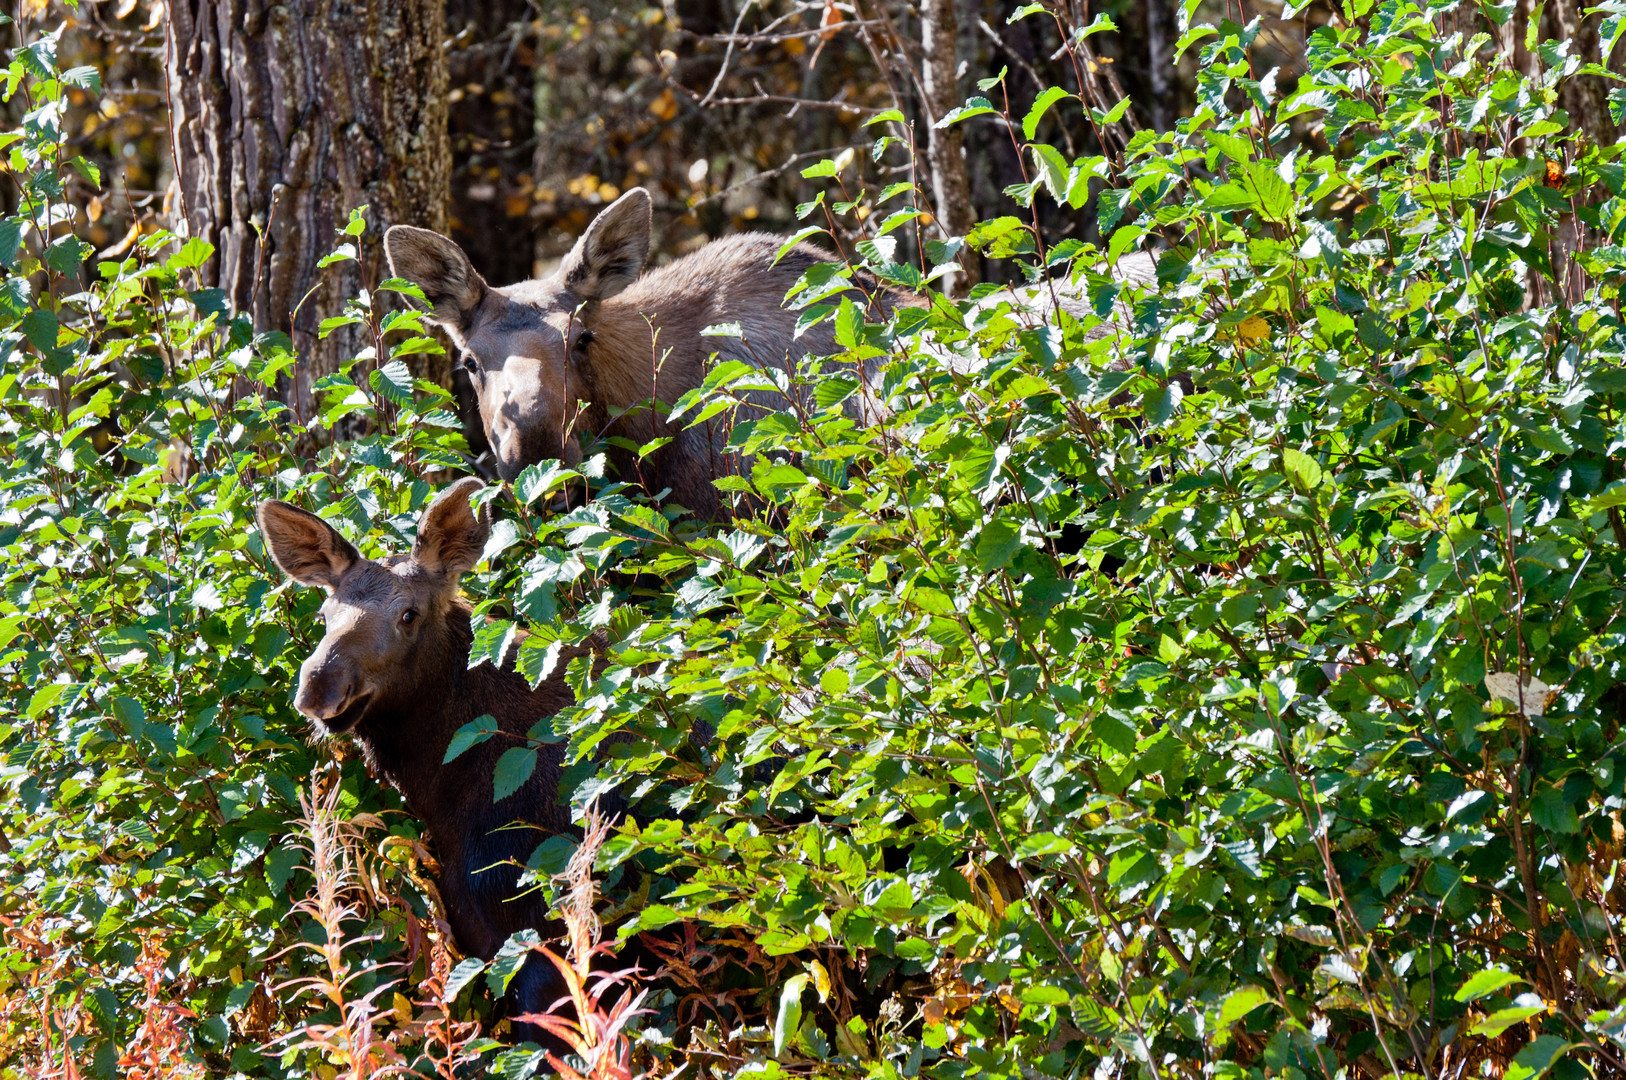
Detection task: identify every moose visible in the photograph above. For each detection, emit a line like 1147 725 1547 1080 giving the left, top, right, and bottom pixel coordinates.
257 477 621 1042
384 187 885 519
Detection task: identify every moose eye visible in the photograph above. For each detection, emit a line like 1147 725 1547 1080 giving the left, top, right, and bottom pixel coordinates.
461 357 478 373
573 331 594 353
400 609 419 625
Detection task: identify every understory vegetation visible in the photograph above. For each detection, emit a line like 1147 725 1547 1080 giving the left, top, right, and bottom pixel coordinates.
4 2 1626 1078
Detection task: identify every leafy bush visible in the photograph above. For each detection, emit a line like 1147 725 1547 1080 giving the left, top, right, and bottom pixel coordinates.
4 3 1626 1080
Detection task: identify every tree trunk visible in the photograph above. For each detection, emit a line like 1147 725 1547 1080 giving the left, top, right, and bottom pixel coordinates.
164 0 451 424
921 0 980 294
1548 0 1617 148
1145 0 1173 132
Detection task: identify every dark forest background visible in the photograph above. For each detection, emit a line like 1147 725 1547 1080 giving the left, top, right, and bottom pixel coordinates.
38 0 1619 457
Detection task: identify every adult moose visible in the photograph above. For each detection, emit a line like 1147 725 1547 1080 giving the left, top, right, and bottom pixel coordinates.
257 477 620 1043
385 188 880 519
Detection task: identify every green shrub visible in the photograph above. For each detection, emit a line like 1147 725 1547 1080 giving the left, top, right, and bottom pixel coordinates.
4 3 1626 1079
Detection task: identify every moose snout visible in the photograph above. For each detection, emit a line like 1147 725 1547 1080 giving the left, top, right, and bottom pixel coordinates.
292 676 351 721
293 654 368 729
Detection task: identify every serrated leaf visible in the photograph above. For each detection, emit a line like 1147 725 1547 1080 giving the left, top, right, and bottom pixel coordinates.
1023 87 1071 140
166 237 214 270
369 360 414 409
444 715 499 763
60 66 101 93
445 957 486 1000
491 746 537 802
936 97 997 128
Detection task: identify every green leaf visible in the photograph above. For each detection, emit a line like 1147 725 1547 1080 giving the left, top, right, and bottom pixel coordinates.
936 97 997 128
43 236 91 276
369 360 414 410
0 218 24 268
21 307 58 352
1282 448 1324 491
445 957 486 1000
1455 968 1523 1002
863 108 905 127
820 668 849 696
774 973 809 1058
1030 143 1070 203
1023 87 1072 140
1218 985 1272 1026
515 460 579 506
166 237 215 270
60 65 101 93
266 845 305 895
1020 984 1070 1006
834 297 862 350
445 715 499 763
491 747 537 802
1505 1036 1574 1080
1469 997 1547 1037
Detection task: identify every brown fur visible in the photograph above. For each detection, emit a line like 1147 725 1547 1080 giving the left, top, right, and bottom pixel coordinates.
257 478 606 1041
386 190 883 518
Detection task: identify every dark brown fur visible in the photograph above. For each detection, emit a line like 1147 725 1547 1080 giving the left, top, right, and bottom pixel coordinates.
257 478 608 1041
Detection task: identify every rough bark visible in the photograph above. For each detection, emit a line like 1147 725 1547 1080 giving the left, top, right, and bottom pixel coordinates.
1145 0 1173 132
164 0 451 424
921 0 980 294
1549 0 1617 148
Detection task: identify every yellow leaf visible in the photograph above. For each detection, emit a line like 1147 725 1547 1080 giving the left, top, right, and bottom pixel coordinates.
393 991 413 1024
649 88 678 121
1236 315 1269 346
808 958 832 1002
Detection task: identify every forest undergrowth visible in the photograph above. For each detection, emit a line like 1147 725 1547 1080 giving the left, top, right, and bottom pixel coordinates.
4 2 1626 1078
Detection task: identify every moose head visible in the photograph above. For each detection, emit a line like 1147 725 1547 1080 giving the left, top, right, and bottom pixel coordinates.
256 477 491 733
384 189 653 482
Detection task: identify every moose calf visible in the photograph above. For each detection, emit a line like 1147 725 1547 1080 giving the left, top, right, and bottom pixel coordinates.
385 188 883 519
258 477 617 1042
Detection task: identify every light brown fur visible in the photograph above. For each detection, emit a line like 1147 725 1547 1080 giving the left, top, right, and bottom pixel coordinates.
387 190 882 518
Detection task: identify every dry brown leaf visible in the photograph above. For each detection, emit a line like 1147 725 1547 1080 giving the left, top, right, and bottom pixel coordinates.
820 0 844 40
1484 671 1555 716
99 220 143 259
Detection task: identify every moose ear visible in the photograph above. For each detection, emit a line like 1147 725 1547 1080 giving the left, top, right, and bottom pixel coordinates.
558 187 651 303
258 500 359 591
413 477 490 578
384 225 487 331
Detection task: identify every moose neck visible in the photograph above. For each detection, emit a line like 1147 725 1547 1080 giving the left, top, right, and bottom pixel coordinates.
349 602 483 822
581 299 673 419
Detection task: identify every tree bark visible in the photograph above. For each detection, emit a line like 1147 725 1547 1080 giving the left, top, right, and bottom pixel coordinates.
1145 0 1173 132
164 0 451 423
921 0 980 294
1549 0 1617 148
